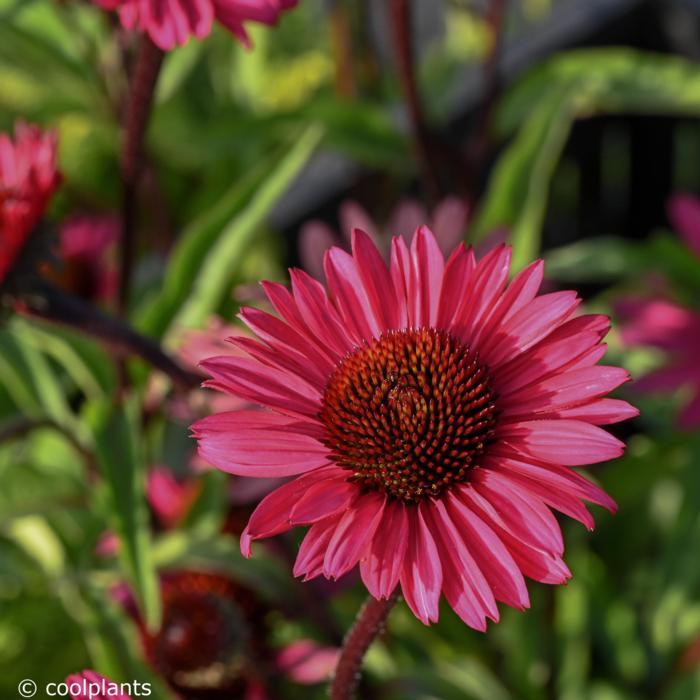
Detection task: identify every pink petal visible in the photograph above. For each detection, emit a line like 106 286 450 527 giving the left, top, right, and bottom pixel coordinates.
360 500 409 600
436 242 476 329
445 493 529 610
411 225 445 327
493 331 604 394
484 448 617 512
501 470 596 530
424 500 497 630
324 246 379 341
323 491 386 580
451 244 512 346
201 355 321 417
352 228 402 330
230 335 327 391
289 479 357 525
399 506 443 624
193 411 329 477
472 259 544 351
457 485 571 585
290 269 358 355
262 280 345 364
238 306 335 377
497 419 625 466
390 236 413 324
241 467 349 556
482 291 580 368
294 516 339 580
472 469 564 555
550 397 639 425
499 366 631 417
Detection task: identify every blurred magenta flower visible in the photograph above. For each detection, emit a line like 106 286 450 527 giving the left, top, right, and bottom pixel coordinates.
617 193 700 429
0 122 61 284
299 197 469 280
147 466 201 528
66 670 132 700
617 298 700 428
95 0 299 51
117 571 336 698
193 225 636 629
94 530 120 558
668 193 700 258
53 215 118 302
276 639 339 684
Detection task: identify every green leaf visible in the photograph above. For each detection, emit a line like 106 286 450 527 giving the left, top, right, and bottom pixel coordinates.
135 125 322 338
0 16 100 114
544 237 647 282
171 123 323 332
0 324 75 429
472 85 576 269
10 317 111 401
473 48 700 268
88 398 161 631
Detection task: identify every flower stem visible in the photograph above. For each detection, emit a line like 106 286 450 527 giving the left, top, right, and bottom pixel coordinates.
22 281 201 391
388 0 440 202
329 591 398 700
119 35 164 314
468 0 509 179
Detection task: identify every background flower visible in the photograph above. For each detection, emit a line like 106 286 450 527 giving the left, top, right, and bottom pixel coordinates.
49 215 119 302
0 122 61 284
299 197 469 280
95 0 299 51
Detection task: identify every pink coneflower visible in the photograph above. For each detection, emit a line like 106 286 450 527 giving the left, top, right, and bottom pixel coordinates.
617 298 700 428
668 193 700 258
0 122 61 284
147 466 201 528
117 571 336 699
54 215 118 301
95 0 299 51
66 670 133 700
616 193 700 429
299 197 470 280
193 226 636 630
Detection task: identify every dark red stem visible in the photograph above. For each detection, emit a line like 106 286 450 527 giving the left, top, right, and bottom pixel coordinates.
23 282 200 391
119 35 164 313
329 592 398 700
388 0 440 202
468 0 509 177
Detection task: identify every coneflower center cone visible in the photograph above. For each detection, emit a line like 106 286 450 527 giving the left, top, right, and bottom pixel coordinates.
320 328 497 502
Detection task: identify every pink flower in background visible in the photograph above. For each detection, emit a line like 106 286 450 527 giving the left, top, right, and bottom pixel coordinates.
147 466 201 528
66 670 132 700
56 215 118 301
116 571 336 699
94 530 120 558
194 225 636 630
95 0 299 51
668 193 700 258
276 639 338 683
0 122 61 283
616 193 700 429
617 299 700 428
299 197 469 280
